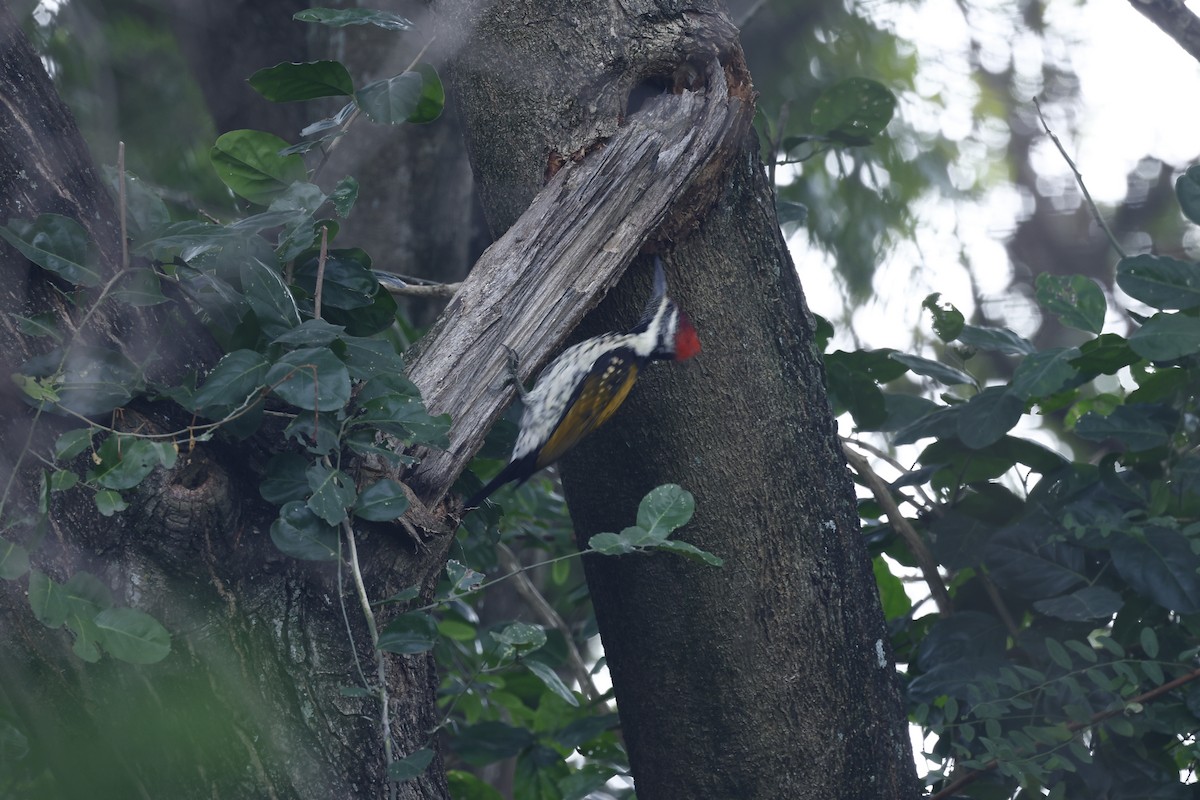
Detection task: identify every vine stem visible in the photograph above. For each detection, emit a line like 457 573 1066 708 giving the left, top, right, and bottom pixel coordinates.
1032 97 1127 260
495 542 601 702
117 141 128 270
342 518 395 800
929 665 1200 799
313 225 328 319
841 442 952 616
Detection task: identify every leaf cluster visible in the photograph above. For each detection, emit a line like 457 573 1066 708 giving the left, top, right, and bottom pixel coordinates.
830 168 1200 796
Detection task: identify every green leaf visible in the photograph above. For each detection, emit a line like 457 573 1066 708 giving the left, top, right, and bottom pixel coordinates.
0 537 30 580
1111 526 1200 613
1071 334 1137 377
377 612 438 654
956 387 1023 449
305 464 357 526
104 167 170 240
825 358 886 428
63 573 112 663
1033 586 1123 622
525 659 579 707
293 247 377 310
11 311 63 341
654 538 724 566
636 484 694 537
888 353 973 385
0 213 101 287
1116 254 1200 310
587 531 636 556
407 63 444 124
241 258 301 338
446 560 484 595
955 324 1035 356
810 77 896 142
356 66 444 125
339 336 406 381
447 771 506 800
249 60 354 102
267 347 352 411
776 199 808 228
922 293 965 342
330 176 360 217
1140 626 1160 659
43 345 141 416
270 501 340 560
377 585 421 606
559 765 617 800
191 349 269 418
1127 312 1200 360
94 490 127 516
494 621 547 651
210 130 308 205
87 436 161 491
110 267 168 307
273 319 345 348
49 469 77 492
1074 406 1170 452
93 607 171 664
28 571 68 628
1044 637 1073 669
1035 274 1107 333
1009 347 1081 401
353 479 410 521
386 748 435 782
452 722 535 766
260 453 312 505
55 427 95 460
1177 164 1200 225
293 7 413 30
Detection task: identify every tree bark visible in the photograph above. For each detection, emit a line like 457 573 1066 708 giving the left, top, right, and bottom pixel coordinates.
0 9 452 798
435 1 920 797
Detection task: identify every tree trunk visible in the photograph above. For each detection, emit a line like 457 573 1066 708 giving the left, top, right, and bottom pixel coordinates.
0 10 451 798
437 1 920 797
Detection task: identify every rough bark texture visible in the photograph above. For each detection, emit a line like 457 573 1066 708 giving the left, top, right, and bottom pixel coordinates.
436 1 921 797
0 9 452 798
407 58 750 504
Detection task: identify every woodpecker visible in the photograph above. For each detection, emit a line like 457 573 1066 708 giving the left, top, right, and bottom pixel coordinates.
464 258 701 508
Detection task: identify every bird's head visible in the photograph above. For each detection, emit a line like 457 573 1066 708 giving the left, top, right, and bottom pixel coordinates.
642 258 701 361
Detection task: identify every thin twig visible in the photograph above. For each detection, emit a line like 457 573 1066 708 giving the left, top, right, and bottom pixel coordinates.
844 436 937 512
376 279 462 299
117 141 128 270
337 536 372 690
979 571 1020 639
929 665 1200 799
342 518 395 799
313 225 329 319
841 442 952 616
495 542 601 702
1032 97 1127 260
313 36 438 181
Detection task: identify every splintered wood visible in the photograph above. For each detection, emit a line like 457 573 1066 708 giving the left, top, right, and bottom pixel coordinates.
406 60 752 506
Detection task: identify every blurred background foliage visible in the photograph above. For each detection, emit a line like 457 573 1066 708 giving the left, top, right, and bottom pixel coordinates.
10 0 1200 797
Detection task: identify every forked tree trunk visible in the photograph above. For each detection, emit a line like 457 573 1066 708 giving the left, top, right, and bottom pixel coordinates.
435 1 921 797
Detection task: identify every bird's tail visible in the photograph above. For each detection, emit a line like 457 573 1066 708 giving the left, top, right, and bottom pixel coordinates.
462 454 535 509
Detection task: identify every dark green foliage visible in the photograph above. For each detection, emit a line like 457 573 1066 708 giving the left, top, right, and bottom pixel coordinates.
832 172 1200 796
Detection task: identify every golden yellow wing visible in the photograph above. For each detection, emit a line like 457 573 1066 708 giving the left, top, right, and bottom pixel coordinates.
536 357 640 468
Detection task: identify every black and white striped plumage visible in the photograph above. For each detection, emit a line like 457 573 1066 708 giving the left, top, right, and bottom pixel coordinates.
464 259 700 508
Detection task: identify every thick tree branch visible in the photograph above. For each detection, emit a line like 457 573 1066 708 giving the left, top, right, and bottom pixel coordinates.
1127 0 1200 65
404 60 751 507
